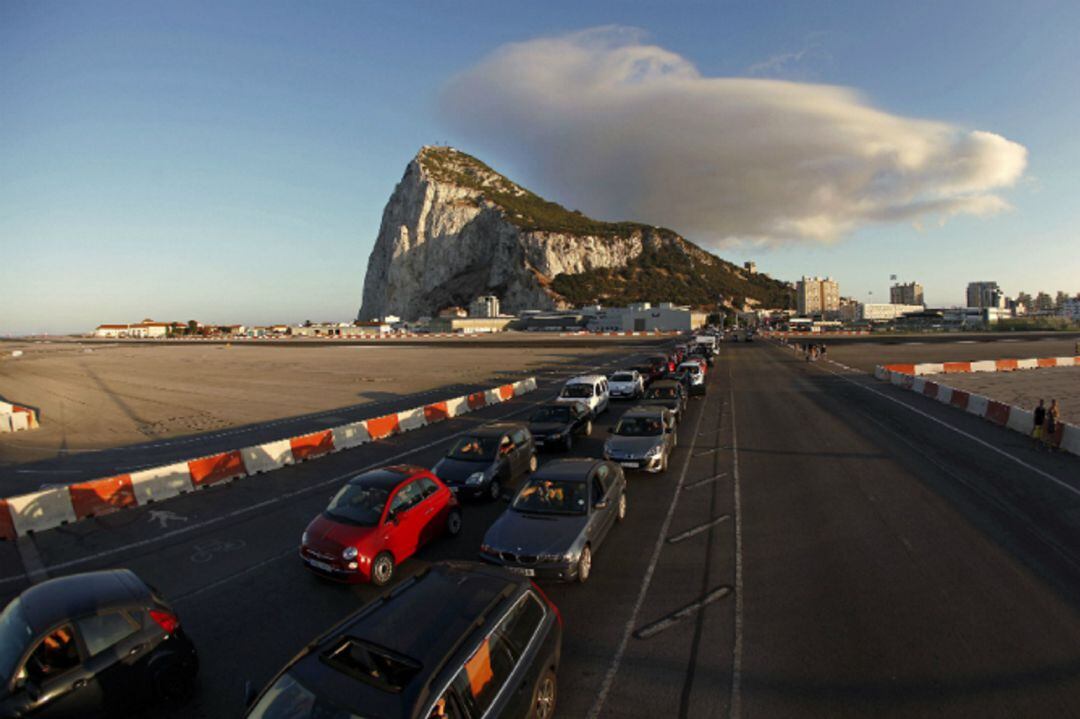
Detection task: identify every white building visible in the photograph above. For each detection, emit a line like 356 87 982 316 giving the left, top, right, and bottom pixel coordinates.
796 277 840 317
581 303 708 333
94 320 174 338
468 295 501 318
855 303 926 322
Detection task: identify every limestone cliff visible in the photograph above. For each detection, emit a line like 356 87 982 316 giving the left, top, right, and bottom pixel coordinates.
358 147 793 320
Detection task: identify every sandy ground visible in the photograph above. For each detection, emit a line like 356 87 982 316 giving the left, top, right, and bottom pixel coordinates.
0 339 632 465
922 366 1080 425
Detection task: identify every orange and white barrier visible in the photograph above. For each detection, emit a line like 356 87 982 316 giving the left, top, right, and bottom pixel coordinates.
0 401 39 433
874 359 1080 458
0 377 539 540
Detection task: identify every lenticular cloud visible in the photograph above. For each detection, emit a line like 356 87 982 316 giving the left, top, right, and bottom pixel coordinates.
439 27 1027 246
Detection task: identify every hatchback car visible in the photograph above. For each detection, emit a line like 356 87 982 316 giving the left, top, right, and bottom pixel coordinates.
432 423 537 501
300 465 461 586
245 562 562 719
607 370 644 400
554 376 609 418
480 459 627 583
677 361 707 395
0 569 198 719
603 405 677 473
528 402 593 451
640 379 687 424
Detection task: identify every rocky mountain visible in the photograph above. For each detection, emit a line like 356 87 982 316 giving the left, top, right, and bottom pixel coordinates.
358 147 793 321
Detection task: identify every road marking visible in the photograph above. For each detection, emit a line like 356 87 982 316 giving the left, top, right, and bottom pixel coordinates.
684 472 727 491
694 447 720 457
633 585 732 639
174 548 295 603
587 379 708 719
148 510 188 529
667 515 730 544
729 375 745 719
189 538 247 563
816 364 1077 494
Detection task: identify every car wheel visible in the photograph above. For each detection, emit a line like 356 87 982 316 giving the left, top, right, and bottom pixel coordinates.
371 552 395 587
446 507 463 536
583 420 593 437
528 454 538 473
564 433 573 452
616 492 627 522
488 478 502 502
532 668 558 719
577 545 592 583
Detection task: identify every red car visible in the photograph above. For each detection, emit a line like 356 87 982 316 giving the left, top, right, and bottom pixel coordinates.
300 465 462 586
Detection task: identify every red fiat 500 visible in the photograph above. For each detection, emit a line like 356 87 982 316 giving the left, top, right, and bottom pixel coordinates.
300 465 462 586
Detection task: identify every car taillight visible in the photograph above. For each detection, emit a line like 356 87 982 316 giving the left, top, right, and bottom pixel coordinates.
150 609 180 635
531 581 562 628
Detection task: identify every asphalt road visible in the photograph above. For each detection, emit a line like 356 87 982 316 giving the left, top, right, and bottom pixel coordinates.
2 340 1080 718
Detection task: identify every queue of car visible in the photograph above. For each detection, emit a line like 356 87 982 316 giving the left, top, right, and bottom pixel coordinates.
1 336 719 718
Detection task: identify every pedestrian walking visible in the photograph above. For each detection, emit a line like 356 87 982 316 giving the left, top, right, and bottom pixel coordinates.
1032 399 1046 449
1044 399 1060 450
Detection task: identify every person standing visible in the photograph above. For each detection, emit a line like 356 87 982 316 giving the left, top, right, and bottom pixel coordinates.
1045 399 1060 450
1032 399 1046 449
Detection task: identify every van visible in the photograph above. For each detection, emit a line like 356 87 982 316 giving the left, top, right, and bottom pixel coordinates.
554 375 610 417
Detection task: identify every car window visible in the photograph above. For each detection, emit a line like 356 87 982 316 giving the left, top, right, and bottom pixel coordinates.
0 599 33 686
452 633 517 717
428 688 467 719
77 612 139 657
390 482 424 513
510 429 528 446
561 384 592 398
23 624 80 683
417 476 439 498
591 476 605 504
498 436 514 456
496 594 545 657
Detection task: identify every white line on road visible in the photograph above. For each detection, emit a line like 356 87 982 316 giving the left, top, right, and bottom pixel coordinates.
729 376 745 719
633 585 732 640
586 385 707 719
684 472 727 491
667 515 729 544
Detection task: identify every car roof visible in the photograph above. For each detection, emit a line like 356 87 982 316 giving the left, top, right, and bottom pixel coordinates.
288 562 522 716
347 465 421 488
565 375 606 384
622 405 667 416
470 422 525 436
532 457 601 480
18 569 147 633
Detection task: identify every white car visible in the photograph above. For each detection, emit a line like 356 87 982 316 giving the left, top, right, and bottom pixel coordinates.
607 370 644 400
555 375 610 417
677 361 707 395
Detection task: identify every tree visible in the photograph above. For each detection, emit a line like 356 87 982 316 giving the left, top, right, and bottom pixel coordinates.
186 320 198 335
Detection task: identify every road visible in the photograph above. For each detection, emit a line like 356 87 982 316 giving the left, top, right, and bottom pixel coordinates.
2 339 1080 718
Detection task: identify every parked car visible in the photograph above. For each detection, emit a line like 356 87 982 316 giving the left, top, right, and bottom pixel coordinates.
528 402 593 451
480 458 627 583
677 361 707 395
0 569 198 719
607 370 645 400
554 375 609 418
432 423 537 500
244 562 562 719
603 405 677 473
300 465 461 586
639 379 688 424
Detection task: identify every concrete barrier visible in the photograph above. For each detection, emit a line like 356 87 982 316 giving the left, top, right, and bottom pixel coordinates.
130 463 194 504
396 407 427 433
241 439 295 474
69 475 137 519
6 487 79 535
188 451 247 487
331 421 370 450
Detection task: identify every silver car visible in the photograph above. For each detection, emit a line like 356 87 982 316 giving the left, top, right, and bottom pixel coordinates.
603 405 676 473
479 458 627 583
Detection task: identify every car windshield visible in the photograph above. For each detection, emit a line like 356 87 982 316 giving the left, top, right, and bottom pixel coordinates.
680 365 700 374
447 435 499 460
512 477 589 515
246 672 363 719
560 384 593 398
610 373 634 383
0 599 33 683
531 406 571 423
646 387 677 399
614 416 664 436
325 483 390 526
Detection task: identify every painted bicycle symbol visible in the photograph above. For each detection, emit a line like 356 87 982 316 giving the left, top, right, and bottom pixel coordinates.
189 538 247 564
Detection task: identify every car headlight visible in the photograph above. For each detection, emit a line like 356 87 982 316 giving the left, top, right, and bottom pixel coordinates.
301 531 309 545
466 471 486 486
646 445 664 458
342 546 358 561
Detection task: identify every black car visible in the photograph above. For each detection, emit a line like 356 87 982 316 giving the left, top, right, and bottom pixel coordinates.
0 569 198 718
528 402 593 451
432 422 537 500
639 379 688 424
245 561 562 719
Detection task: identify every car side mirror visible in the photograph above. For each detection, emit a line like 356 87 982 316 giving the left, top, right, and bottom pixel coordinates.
243 679 257 708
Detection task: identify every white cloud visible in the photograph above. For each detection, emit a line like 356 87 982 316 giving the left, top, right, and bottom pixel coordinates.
439 26 1028 247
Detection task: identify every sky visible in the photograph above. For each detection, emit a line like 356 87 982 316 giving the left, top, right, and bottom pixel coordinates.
2 0 1079 334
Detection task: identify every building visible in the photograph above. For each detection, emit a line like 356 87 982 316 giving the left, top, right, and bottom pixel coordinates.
468 295 501 318
438 306 468 318
428 316 514 334
93 319 178 338
854 303 926 322
581 303 708 333
890 282 924 306
1060 297 1080 321
966 281 1004 309
743 261 757 275
796 277 840 317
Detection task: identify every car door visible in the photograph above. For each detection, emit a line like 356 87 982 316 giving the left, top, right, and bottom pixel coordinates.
384 480 426 560
510 429 532 479
76 609 147 715
590 465 616 545
15 623 104 719
414 476 447 547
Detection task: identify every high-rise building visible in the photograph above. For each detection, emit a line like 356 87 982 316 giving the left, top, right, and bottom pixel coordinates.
890 282 924 306
796 276 840 317
468 295 501 318
966 281 1003 309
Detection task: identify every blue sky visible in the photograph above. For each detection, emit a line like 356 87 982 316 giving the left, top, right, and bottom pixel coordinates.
2 1 1078 334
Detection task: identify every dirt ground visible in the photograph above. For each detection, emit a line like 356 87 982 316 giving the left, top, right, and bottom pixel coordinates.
0 339 630 465
922 366 1080 425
